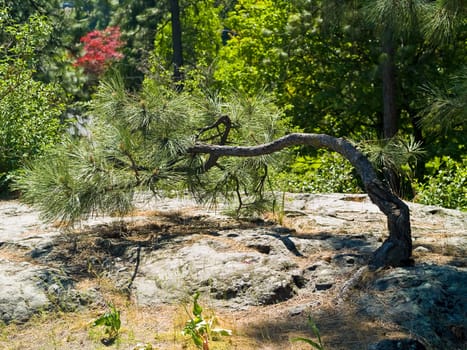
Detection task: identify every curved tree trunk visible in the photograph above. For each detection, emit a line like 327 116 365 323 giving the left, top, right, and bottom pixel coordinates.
189 133 412 270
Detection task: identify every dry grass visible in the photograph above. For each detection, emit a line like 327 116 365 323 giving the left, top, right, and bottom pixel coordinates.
0 291 411 350
0 248 417 350
0 247 30 263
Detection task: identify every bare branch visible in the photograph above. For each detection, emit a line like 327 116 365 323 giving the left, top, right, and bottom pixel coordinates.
189 133 377 186
195 115 233 171
196 115 232 143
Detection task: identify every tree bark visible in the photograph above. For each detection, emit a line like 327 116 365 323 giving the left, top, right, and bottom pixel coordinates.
189 133 412 270
381 36 403 196
382 40 398 139
169 0 184 85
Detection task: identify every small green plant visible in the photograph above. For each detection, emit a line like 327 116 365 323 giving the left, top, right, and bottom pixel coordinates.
414 156 466 211
291 316 326 350
182 292 232 349
92 303 121 345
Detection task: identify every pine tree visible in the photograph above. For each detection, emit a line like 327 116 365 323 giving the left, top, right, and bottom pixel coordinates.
15 74 288 222
15 74 414 269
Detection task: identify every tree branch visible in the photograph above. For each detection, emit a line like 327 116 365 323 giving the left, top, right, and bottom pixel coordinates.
195 115 232 171
189 133 377 184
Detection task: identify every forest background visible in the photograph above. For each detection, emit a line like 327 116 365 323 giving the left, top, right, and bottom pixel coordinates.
0 0 465 211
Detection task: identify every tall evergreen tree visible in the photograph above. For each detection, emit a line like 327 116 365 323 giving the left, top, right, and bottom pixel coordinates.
152 0 223 82
365 0 465 139
111 0 163 88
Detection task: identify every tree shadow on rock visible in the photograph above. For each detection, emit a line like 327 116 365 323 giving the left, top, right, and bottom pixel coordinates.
29 213 273 282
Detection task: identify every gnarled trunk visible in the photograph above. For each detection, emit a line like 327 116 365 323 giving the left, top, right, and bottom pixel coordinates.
189 133 412 270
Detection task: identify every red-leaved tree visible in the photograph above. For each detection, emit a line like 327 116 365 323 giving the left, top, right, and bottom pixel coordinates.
75 26 124 76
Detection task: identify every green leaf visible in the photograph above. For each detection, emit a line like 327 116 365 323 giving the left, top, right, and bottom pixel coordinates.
306 316 323 344
191 334 203 347
291 337 323 349
92 314 110 327
192 292 203 316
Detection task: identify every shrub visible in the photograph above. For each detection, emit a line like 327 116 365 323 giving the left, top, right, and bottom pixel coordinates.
92 303 121 345
74 26 124 76
414 156 466 211
0 10 66 192
182 292 231 349
273 151 362 194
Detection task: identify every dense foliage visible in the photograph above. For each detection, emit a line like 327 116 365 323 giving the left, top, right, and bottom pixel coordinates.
74 26 125 76
2 1 465 210
0 10 66 190
414 156 467 210
273 151 362 194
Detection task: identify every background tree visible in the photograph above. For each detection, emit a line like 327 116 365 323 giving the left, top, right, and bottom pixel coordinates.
0 0 120 101
420 68 467 134
74 26 125 76
151 0 223 86
214 0 465 197
279 1 381 138
169 0 184 83
364 0 466 192
214 0 291 95
1 0 464 213
111 0 164 88
284 0 466 141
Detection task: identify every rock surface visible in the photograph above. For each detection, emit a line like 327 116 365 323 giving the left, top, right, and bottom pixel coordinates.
360 265 467 349
0 260 52 323
368 338 427 350
0 193 466 349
